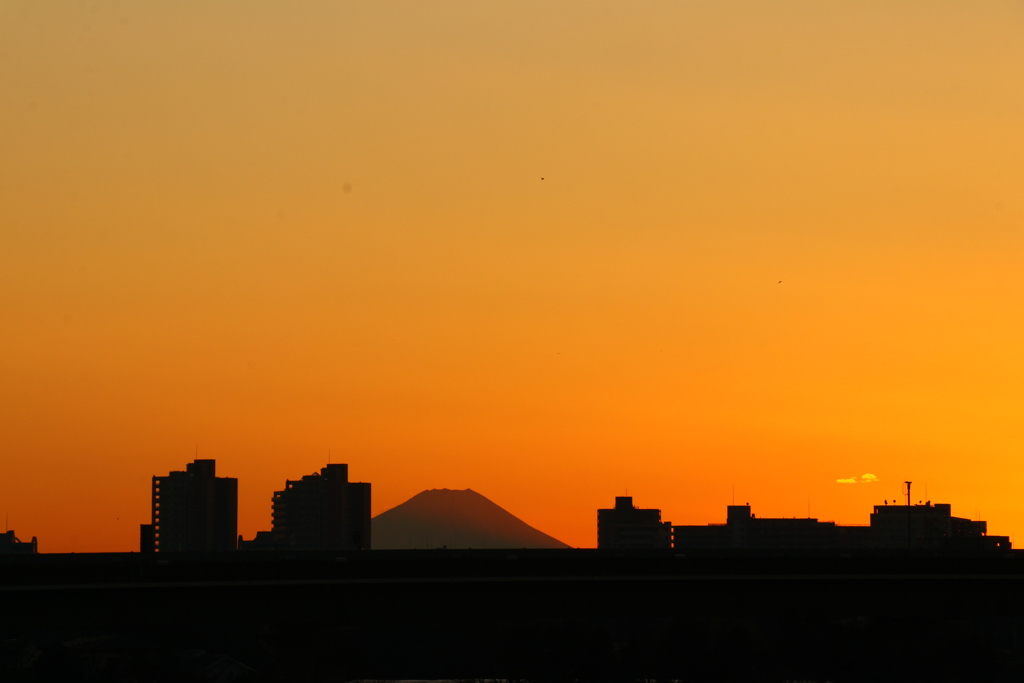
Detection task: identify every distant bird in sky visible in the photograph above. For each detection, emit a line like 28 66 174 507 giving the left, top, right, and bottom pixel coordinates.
778 281 782 284
541 177 545 180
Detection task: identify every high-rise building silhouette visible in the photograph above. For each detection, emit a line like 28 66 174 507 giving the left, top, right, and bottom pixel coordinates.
597 496 672 549
265 463 371 550
140 459 238 552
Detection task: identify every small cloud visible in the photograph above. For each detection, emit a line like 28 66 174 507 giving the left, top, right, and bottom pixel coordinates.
837 473 880 484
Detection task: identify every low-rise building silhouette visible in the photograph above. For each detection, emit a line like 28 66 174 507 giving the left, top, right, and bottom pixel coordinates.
672 501 1009 551
597 496 672 549
240 463 371 551
140 459 238 552
869 502 1007 550
0 530 37 554
672 505 871 550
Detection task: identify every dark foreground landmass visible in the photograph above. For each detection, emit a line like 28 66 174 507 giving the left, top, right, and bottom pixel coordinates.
4 548 1024 682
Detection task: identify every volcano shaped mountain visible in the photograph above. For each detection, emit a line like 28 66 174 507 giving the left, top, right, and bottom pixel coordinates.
371 488 569 549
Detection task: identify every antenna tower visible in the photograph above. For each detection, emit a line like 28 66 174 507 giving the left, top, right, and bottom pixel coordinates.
903 481 913 549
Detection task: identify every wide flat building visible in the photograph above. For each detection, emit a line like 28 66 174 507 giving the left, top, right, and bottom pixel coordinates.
673 505 872 551
673 502 1008 552
141 459 238 552
870 502 1007 550
597 496 672 549
254 463 371 551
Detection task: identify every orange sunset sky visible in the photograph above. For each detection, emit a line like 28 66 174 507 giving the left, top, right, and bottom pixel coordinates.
1 1 1022 552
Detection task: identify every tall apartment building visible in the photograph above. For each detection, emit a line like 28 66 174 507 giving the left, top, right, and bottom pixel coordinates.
140 459 238 552
267 463 371 551
597 496 672 549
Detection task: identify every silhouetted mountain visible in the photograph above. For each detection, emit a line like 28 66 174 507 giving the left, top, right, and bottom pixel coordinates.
371 489 569 549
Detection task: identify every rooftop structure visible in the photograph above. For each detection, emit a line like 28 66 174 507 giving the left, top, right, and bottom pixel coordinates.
0 530 37 555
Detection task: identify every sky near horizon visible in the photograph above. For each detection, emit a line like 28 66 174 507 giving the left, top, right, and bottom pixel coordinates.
1 1 1022 551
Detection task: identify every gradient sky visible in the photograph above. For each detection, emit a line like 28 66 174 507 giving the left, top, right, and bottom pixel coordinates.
1 1 1022 552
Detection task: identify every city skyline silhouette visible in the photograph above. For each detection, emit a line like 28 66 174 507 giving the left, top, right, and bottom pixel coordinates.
0 450 1015 552
9 454 1013 554
3 2 1021 679
2 1 1021 555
